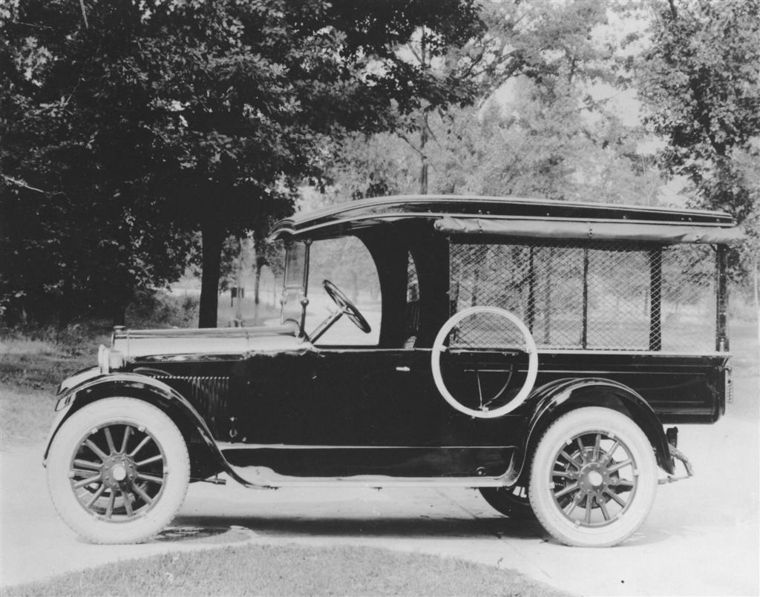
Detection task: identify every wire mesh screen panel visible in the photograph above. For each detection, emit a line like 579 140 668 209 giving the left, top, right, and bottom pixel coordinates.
660 244 716 352
445 308 532 350
449 241 716 352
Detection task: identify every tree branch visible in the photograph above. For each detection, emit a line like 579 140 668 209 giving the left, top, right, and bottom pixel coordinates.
668 0 678 20
79 0 89 29
1 174 49 194
406 43 424 66
397 132 425 158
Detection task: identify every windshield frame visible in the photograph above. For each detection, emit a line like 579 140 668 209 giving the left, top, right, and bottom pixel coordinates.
281 240 311 337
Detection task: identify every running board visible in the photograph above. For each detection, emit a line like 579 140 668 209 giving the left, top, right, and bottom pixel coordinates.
226 464 513 490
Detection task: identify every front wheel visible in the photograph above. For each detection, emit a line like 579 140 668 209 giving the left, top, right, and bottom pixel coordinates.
529 407 657 547
47 397 190 544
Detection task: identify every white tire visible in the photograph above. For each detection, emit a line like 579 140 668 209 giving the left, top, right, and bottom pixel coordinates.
47 397 190 544
529 407 657 547
431 306 538 418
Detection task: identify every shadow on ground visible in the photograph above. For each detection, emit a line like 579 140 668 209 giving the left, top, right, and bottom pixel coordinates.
170 513 542 541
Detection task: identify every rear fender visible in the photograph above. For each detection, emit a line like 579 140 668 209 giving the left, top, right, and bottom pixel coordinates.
509 377 674 484
43 372 249 485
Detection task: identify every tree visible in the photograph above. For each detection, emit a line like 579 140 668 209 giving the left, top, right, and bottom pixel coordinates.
1 0 484 327
325 0 663 206
0 1 194 325
637 0 760 298
154 0 484 326
638 0 760 222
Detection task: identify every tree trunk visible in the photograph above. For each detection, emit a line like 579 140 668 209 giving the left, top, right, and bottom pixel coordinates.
254 243 266 306
254 262 262 305
199 221 224 328
419 111 429 195
754 253 759 346
252 223 269 307
418 31 429 195
233 236 245 324
112 304 126 327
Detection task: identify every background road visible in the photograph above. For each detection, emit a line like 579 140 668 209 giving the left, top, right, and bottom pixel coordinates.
1 325 757 595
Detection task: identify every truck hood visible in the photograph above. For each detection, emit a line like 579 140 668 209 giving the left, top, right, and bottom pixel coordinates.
109 323 305 362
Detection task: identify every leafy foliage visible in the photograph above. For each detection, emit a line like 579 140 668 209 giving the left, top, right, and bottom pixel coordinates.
1 0 484 327
1 0 195 325
638 0 760 220
326 0 663 206
638 0 760 282
3 0 757 329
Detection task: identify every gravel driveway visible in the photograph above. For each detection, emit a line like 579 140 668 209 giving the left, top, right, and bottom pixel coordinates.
2 332 757 595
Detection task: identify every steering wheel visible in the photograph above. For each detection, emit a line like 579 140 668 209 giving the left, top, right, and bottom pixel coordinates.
307 280 371 343
322 279 371 333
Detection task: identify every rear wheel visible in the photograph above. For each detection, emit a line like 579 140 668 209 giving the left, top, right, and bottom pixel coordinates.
47 397 190 544
529 407 657 547
479 485 535 520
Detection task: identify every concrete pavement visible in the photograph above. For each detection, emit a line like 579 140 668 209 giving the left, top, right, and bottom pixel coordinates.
1 409 757 595
2 323 758 595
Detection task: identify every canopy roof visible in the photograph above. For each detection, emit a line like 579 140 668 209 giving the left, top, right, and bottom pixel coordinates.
269 195 742 245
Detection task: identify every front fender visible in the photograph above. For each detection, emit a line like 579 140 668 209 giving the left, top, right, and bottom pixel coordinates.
43 372 250 486
508 377 674 484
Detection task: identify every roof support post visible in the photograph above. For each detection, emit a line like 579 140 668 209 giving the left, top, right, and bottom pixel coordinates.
581 247 589 349
527 246 536 332
649 249 662 351
543 248 553 345
716 244 729 351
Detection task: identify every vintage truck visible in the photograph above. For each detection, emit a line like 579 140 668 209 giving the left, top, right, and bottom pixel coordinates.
44 195 741 546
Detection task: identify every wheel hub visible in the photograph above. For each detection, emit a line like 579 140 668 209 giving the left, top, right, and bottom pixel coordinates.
578 461 611 494
101 454 137 489
587 470 603 487
112 464 126 481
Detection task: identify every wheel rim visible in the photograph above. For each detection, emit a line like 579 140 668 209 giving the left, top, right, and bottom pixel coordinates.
548 431 639 528
68 422 167 521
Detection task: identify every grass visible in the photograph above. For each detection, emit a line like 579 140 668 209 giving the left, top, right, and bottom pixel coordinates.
0 336 99 448
2 544 571 597
0 291 280 448
0 337 98 389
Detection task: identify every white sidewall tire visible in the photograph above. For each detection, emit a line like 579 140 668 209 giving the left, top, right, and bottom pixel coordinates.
431 306 538 418
529 407 657 547
47 397 190 544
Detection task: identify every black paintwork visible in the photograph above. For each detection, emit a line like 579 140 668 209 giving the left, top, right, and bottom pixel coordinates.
223 446 512 477
271 195 736 241
127 346 727 477
50 196 737 482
